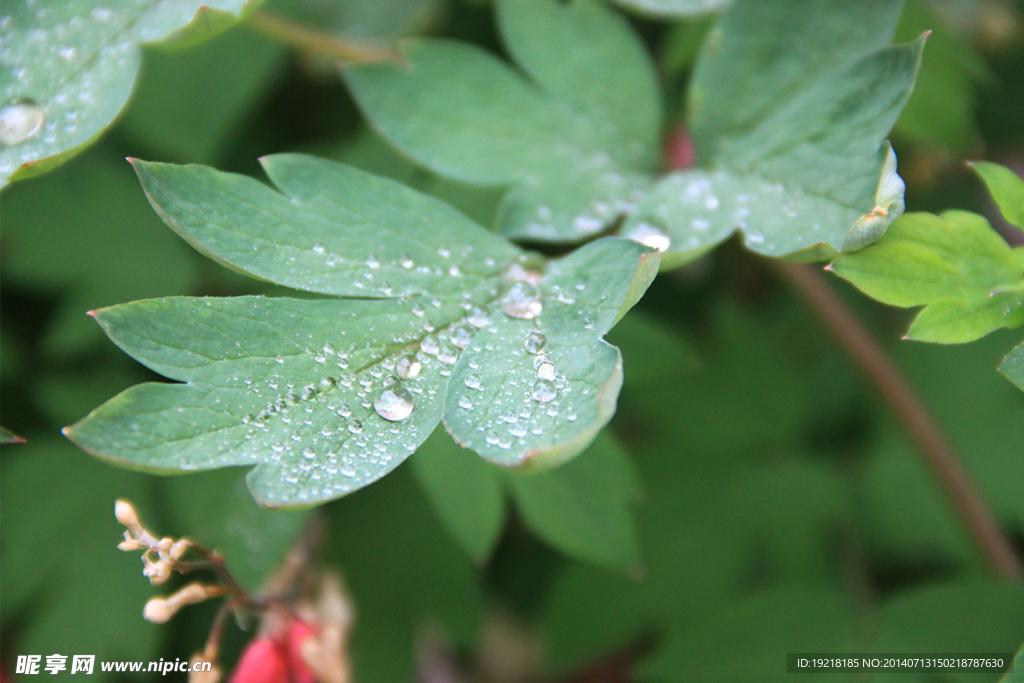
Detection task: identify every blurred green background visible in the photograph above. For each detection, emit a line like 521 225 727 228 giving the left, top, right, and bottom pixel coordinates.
2 0 1024 681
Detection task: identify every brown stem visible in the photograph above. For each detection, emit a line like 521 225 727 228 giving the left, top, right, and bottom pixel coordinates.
772 260 1023 581
245 11 401 63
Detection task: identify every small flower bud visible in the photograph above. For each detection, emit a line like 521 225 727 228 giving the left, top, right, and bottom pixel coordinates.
115 500 144 537
170 538 192 561
143 583 223 624
143 559 172 585
143 597 173 623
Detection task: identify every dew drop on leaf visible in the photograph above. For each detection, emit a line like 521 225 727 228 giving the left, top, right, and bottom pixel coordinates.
536 361 556 381
374 386 415 421
464 373 481 389
532 380 557 403
501 282 543 319
396 356 421 379
524 331 546 354
437 345 459 364
318 377 336 393
348 419 364 434
421 335 440 355
451 326 473 349
625 222 671 252
0 100 44 145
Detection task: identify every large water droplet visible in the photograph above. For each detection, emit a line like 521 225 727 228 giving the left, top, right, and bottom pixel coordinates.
502 282 543 320
524 331 546 354
437 345 458 364
468 308 490 329
0 100 44 145
421 335 440 355
318 377 337 393
532 380 557 403
348 419 364 434
464 373 481 389
626 222 671 252
374 386 415 421
536 361 556 381
451 327 473 349
396 355 421 379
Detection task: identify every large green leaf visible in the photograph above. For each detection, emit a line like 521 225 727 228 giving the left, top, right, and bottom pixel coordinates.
830 211 1024 343
613 0 729 18
0 0 257 186
65 155 657 506
620 0 924 266
1 437 161 679
265 0 442 40
506 432 642 573
344 0 661 242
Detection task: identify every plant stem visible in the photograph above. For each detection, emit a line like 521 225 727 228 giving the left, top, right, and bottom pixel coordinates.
772 259 1023 581
245 11 400 63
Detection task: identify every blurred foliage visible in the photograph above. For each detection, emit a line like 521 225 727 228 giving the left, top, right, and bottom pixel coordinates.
2 0 1024 681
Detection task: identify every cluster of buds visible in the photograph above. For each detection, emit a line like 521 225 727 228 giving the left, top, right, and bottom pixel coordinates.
115 500 223 624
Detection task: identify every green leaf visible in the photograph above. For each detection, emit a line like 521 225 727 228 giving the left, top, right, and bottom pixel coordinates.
605 310 701 389
444 237 658 469
0 144 203 356
411 427 507 563
621 0 924 265
506 432 642 573
344 0 661 242
265 0 442 40
970 161 1024 229
830 211 1024 343
1002 343 1024 393
613 0 729 18
0 0 257 186
999 642 1024 683
66 155 657 505
1 437 161 678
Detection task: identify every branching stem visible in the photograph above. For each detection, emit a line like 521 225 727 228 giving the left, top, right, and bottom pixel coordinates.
772 259 1023 581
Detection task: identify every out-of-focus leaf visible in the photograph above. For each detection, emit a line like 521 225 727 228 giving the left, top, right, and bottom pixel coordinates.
0 426 25 443
0 145 202 356
659 15 715 79
860 332 1024 569
327 464 485 682
971 161 1024 229
830 211 1024 343
605 310 700 389
872 580 1024 683
117 25 287 164
999 642 1024 683
345 0 661 242
0 0 258 186
410 427 506 563
0 437 160 679
1002 343 1024 392
161 470 309 590
639 587 860 682
614 0 729 18
506 432 642 573
66 156 656 505
621 0 924 266
265 0 442 40
894 0 990 152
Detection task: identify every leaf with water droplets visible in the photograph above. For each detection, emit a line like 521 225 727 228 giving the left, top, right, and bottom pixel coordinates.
0 0 257 187
619 0 924 266
505 432 642 573
444 238 659 469
68 155 657 505
830 211 1024 343
344 0 661 242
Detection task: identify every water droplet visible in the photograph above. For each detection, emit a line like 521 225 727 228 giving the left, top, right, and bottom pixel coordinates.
0 100 44 146
448 265 461 277
532 380 557 403
348 420 364 434
437 345 458 364
241 414 253 424
501 282 543 320
301 385 316 401
536 361 556 381
411 303 425 317
275 354 285 364
421 335 440 355
312 243 325 254
374 386 415 421
337 401 352 417
302 447 316 459
323 343 335 355
366 255 380 269
524 331 546 354
626 222 671 252
318 377 337 393
399 255 414 269
464 373 481 389
286 391 300 405
396 356 422 379
468 308 490 329
458 395 474 409
451 327 473 349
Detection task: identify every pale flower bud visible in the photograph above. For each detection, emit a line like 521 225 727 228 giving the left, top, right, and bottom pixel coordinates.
115 500 144 538
143 583 223 624
143 559 172 585
143 597 172 623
